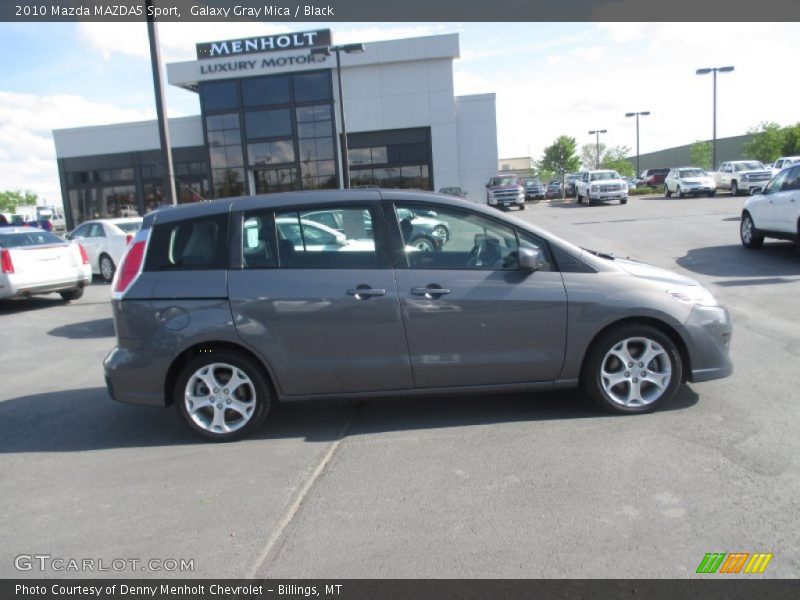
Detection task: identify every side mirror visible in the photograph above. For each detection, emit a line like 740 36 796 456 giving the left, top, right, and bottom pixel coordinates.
518 247 546 272
750 187 763 196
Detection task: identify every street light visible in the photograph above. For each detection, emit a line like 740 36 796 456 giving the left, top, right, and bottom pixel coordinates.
625 111 650 178
588 129 607 169
696 66 734 170
311 43 365 189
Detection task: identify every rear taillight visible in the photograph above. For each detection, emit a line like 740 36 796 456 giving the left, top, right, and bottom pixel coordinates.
78 244 89 265
1 249 14 274
114 240 146 294
125 234 133 245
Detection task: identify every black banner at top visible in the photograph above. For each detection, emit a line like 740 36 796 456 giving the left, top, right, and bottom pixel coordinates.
4 0 800 22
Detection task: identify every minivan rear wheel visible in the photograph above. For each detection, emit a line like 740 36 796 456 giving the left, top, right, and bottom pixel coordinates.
175 351 271 441
582 324 682 414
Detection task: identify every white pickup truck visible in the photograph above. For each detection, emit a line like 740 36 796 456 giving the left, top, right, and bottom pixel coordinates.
575 170 628 205
715 161 772 196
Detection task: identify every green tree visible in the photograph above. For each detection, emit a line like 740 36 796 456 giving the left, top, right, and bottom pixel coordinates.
690 140 713 170
781 123 800 155
580 142 606 170
743 122 786 164
0 190 38 214
539 136 581 181
600 145 634 177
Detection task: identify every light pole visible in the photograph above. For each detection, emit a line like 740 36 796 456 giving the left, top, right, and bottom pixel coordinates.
625 111 650 178
696 66 734 171
588 129 607 169
311 43 365 189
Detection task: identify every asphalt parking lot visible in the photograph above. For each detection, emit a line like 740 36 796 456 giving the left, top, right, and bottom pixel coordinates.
1 193 799 579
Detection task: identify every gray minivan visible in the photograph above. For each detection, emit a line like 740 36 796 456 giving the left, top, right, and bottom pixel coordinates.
105 190 732 441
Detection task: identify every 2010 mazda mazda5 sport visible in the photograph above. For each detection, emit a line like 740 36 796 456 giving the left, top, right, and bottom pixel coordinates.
104 190 732 441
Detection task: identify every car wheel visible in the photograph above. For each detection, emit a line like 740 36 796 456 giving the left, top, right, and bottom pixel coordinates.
99 254 116 283
518 203 526 211
59 288 84 302
577 192 583 204
740 212 764 249
582 324 682 414
707 190 716 197
432 225 449 243
620 198 628 205
175 351 271 442
664 184 671 198
410 235 437 253
677 186 684 199
731 180 739 196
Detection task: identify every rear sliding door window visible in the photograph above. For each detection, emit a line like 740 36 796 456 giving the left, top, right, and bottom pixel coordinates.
144 214 228 271
272 206 377 269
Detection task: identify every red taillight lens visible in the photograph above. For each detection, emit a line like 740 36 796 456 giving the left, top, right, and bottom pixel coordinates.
1 249 14 274
126 234 133 245
78 243 89 265
114 240 146 294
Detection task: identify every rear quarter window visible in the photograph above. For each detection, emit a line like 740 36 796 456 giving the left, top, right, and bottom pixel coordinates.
144 214 229 271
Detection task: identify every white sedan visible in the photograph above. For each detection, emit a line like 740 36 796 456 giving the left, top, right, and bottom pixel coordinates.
664 167 716 198
0 227 91 301
740 163 800 249
67 218 143 282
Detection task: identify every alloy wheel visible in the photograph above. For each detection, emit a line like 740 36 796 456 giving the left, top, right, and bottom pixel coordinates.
184 363 256 434
600 337 672 408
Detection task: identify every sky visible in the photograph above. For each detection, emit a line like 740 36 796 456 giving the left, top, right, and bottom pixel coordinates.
0 21 798 205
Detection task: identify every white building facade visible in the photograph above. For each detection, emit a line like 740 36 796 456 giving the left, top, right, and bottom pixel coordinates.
53 31 498 228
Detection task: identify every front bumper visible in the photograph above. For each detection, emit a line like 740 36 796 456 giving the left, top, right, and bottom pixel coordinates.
739 179 771 191
683 305 733 383
588 191 628 201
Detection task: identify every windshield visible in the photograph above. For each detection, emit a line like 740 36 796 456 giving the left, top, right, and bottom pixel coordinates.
0 231 64 248
679 169 706 178
590 171 620 181
735 162 764 172
488 176 518 186
115 222 142 233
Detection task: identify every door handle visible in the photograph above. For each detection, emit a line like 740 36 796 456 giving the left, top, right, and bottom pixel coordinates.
346 285 386 299
411 286 451 298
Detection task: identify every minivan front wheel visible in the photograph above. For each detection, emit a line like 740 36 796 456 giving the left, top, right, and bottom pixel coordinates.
176 352 270 441
582 324 682 414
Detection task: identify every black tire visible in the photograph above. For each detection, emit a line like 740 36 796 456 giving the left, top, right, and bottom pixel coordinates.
620 198 628 205
99 253 116 283
588 196 595 206
175 351 271 442
740 211 764 249
731 180 739 196
581 323 683 414
59 287 84 302
518 204 526 211
707 190 716 197
576 192 583 204
677 185 684 199
664 185 671 198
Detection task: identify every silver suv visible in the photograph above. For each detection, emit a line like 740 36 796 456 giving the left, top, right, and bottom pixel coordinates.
105 190 732 441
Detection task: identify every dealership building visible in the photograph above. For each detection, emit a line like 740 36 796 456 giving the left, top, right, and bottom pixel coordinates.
52 30 498 229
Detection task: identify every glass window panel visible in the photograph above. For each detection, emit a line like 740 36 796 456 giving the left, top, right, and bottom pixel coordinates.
248 140 295 166
245 109 292 139
225 146 243 168
202 81 238 111
223 129 241 146
298 139 318 163
297 122 316 139
222 113 239 129
212 168 246 198
206 115 224 131
293 72 331 103
316 160 335 177
371 146 388 164
242 75 290 107
315 137 334 161
209 147 227 169
175 163 189 176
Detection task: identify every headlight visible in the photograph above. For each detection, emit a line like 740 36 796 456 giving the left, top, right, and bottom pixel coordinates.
667 285 720 307
742 174 750 180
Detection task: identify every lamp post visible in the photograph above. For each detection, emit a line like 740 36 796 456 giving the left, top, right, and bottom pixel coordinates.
696 66 734 171
311 43 365 189
588 129 607 169
625 111 650 178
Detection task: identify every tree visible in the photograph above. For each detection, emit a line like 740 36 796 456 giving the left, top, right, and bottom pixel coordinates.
539 136 581 182
0 190 38 214
781 123 800 156
580 142 606 170
600 145 634 177
690 140 712 170
743 122 786 164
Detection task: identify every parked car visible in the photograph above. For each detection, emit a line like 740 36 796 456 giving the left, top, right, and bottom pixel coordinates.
740 163 800 249
640 168 670 188
438 187 467 198
485 174 525 210
770 156 800 176
715 161 772 196
545 180 563 199
575 170 629 205
0 227 91 301
523 178 545 200
104 189 732 441
664 167 717 198
66 218 143 283
565 173 581 197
